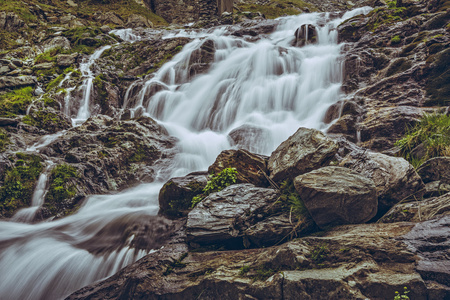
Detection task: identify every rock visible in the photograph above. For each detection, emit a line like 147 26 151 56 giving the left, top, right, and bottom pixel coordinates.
339 149 425 216
56 53 78 67
33 62 54 70
43 36 71 52
380 192 450 223
228 124 271 154
0 12 25 31
208 149 269 187
294 166 378 228
268 127 338 182
97 12 124 25
67 219 437 300
100 25 111 33
188 39 216 78
417 157 450 184
423 181 450 198
126 14 153 28
0 76 36 89
294 24 317 47
158 171 209 218
0 66 10 75
186 184 281 247
0 118 19 126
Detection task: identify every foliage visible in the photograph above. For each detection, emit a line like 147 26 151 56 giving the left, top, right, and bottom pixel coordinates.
0 86 34 117
311 244 330 264
163 253 188 276
93 74 108 111
394 287 410 300
391 35 401 44
45 164 78 212
279 180 308 217
191 168 238 207
22 108 66 133
395 113 450 167
239 265 250 276
0 128 10 151
0 153 43 216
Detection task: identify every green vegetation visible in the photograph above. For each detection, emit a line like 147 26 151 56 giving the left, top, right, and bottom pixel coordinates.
395 113 450 168
0 129 10 151
234 0 317 19
391 35 401 44
310 244 330 264
0 153 43 216
191 168 238 207
93 74 108 112
394 287 410 300
279 180 308 218
0 86 34 118
23 106 67 133
239 265 250 276
44 164 78 214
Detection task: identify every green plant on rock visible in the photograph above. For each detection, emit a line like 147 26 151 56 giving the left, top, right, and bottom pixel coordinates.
191 167 238 207
0 128 10 151
45 164 78 214
394 287 410 300
311 243 330 264
0 86 34 117
395 113 450 168
391 35 401 44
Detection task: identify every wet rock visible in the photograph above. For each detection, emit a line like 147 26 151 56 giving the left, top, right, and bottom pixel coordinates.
268 127 338 182
208 149 268 187
0 118 19 127
188 39 215 78
67 220 432 300
417 157 450 184
159 171 209 218
56 53 78 67
186 184 281 247
42 36 71 52
339 149 425 217
294 166 378 228
228 124 271 153
33 62 54 70
0 75 36 89
293 24 317 47
126 14 153 28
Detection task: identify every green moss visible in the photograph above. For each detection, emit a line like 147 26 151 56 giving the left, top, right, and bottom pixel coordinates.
0 86 34 117
311 243 330 264
93 74 108 111
395 113 450 167
391 35 401 44
46 73 65 91
163 253 188 276
23 108 66 132
0 153 43 216
0 128 9 151
44 164 78 215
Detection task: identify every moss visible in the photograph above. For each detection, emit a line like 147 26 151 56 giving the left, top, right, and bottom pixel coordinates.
23 108 66 133
0 128 10 151
0 153 43 217
44 164 78 215
386 58 412 77
163 253 188 276
0 86 34 117
46 73 65 91
425 48 450 105
93 74 108 112
390 35 401 44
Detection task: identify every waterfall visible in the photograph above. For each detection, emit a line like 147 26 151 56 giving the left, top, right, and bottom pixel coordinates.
71 45 112 126
0 7 372 300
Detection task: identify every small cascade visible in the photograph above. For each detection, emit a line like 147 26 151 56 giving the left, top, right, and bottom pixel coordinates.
10 161 54 223
26 130 67 152
72 45 111 126
110 28 142 43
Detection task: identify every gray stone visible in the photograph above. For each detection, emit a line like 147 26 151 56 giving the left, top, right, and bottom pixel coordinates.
33 62 54 70
417 157 450 184
97 12 124 25
294 166 378 228
0 76 36 89
0 118 19 126
56 53 78 67
126 14 153 28
268 127 338 182
43 36 71 52
0 66 10 75
339 149 425 215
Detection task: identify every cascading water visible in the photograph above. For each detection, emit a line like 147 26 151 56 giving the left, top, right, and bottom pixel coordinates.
0 7 372 300
71 45 111 126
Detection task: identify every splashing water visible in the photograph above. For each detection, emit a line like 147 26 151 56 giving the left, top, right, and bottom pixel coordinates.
0 7 372 300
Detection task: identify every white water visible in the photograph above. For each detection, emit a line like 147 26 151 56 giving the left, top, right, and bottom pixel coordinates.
72 45 111 126
10 162 54 223
110 28 142 43
0 7 372 300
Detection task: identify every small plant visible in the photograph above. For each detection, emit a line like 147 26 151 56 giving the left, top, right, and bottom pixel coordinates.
391 35 401 44
163 253 188 276
239 265 250 275
311 244 330 264
395 113 450 167
394 287 410 300
191 168 238 207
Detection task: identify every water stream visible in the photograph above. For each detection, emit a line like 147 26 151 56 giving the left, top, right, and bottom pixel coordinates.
0 7 372 300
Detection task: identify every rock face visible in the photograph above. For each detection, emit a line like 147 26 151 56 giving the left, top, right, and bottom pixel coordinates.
294 166 378 228
186 184 283 247
340 149 425 216
126 14 153 28
417 157 450 184
293 24 317 47
208 149 268 187
67 218 450 300
159 171 209 218
268 127 338 182
0 12 25 31
0 75 36 89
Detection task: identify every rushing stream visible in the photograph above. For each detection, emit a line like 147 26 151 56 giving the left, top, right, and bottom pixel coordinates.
0 7 372 300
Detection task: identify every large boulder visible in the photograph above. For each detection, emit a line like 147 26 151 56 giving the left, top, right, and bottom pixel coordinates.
42 36 71 52
268 127 338 182
56 53 78 67
339 149 425 216
228 124 271 154
126 14 153 28
208 149 269 187
294 166 378 228
158 171 209 218
186 184 283 247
